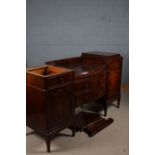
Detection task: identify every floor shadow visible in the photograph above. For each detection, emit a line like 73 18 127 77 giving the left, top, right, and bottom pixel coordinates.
26 130 74 153
26 131 36 136
84 102 105 114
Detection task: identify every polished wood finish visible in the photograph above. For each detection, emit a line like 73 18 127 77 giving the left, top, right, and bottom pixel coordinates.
82 51 123 115
26 66 75 152
84 117 114 137
74 65 106 107
46 59 106 108
27 51 122 152
46 51 123 115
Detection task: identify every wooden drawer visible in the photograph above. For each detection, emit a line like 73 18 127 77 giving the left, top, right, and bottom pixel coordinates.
75 91 95 107
46 73 74 89
75 74 106 93
75 89 105 107
75 77 94 92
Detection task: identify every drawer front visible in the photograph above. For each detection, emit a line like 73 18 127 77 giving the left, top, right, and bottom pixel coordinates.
75 73 106 93
46 73 74 89
75 77 94 92
75 88 105 107
75 91 96 107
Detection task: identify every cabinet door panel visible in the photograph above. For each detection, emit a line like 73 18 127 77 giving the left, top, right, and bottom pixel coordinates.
46 86 74 131
107 61 122 97
108 71 121 96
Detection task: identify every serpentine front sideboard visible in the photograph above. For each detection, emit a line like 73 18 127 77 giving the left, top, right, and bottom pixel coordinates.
46 51 123 115
26 51 123 152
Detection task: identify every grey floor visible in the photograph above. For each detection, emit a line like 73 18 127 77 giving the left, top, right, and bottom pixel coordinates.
26 91 129 155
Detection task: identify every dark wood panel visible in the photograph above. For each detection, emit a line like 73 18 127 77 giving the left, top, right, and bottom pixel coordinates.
107 59 123 98
81 52 123 109
26 85 46 132
46 86 74 132
27 51 123 152
26 66 75 152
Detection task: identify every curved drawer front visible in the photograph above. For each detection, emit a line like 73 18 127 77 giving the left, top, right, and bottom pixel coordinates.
74 68 106 107
75 77 95 92
75 70 106 93
75 88 105 107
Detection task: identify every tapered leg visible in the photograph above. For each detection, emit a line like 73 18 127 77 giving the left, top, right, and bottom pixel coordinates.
45 138 51 153
117 96 121 108
72 127 76 137
103 102 107 116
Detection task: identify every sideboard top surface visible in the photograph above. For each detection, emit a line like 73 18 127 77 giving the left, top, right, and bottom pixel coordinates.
82 51 120 57
56 64 104 78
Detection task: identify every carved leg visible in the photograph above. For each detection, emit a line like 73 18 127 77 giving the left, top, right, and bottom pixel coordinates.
45 138 51 153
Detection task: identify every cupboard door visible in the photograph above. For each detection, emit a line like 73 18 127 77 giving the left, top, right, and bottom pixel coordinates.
46 85 74 131
107 60 122 97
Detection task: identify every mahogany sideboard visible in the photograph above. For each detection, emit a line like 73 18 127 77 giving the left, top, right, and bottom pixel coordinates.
46 51 123 115
27 51 123 152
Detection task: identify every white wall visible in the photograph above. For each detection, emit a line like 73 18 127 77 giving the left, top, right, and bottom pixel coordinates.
26 0 129 84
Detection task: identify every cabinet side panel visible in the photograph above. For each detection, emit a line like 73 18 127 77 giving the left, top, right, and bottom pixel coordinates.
26 85 46 132
107 59 123 98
